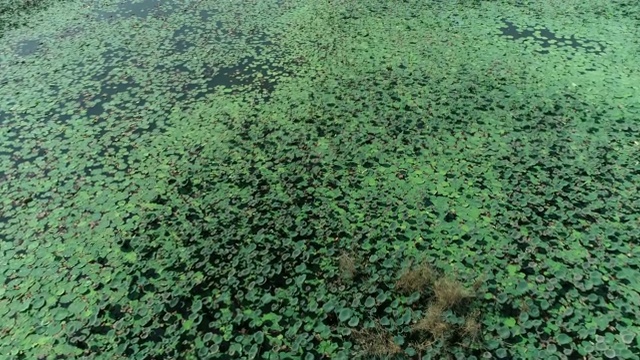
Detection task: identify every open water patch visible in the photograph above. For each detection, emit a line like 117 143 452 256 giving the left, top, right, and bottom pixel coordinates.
500 19 606 55
95 0 173 21
15 38 41 56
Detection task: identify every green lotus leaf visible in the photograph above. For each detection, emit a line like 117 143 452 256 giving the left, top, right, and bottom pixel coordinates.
307 300 318 312
47 322 62 336
578 341 595 354
604 349 616 359
497 326 511 339
31 297 45 311
203 332 213 343
16 298 31 312
322 301 335 313
540 300 550 310
386 335 402 346
504 318 516 328
364 297 375 308
556 333 572 345
197 345 209 357
183 318 195 330
250 331 263 345
228 343 243 356
546 343 558 354
496 293 509 303
53 308 70 321
315 323 331 338
595 342 608 351
192 299 202 312
348 316 359 327
620 330 636 345
338 308 352 322
516 280 529 293
376 292 388 303
246 344 259 359
379 316 391 326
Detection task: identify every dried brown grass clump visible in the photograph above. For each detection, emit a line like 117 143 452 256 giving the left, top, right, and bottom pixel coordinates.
338 252 358 282
349 257 486 356
395 262 437 294
352 325 402 357
461 311 482 344
411 304 450 339
433 277 472 309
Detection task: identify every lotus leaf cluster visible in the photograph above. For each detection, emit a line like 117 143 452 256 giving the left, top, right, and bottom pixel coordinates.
1 0 639 359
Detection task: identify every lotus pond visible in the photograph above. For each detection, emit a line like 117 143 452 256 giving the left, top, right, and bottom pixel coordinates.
1 0 639 359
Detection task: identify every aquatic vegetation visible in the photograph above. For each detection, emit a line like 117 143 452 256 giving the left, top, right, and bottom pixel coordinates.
0 0 65 36
1 0 639 359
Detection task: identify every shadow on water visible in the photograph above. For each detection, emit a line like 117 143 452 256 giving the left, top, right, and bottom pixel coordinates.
499 19 606 55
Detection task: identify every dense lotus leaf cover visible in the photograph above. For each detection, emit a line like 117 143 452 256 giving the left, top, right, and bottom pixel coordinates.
1 0 639 359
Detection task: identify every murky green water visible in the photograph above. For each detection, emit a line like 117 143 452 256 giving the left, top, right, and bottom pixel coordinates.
1 0 639 358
